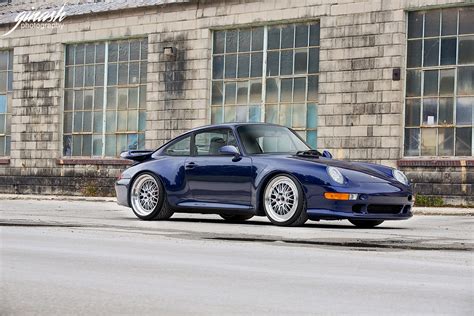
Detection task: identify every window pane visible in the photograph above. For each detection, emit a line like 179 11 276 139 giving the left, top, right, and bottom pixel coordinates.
294 49 307 74
84 90 93 110
407 40 422 68
280 78 292 102
279 103 292 127
268 27 280 49
92 135 102 156
251 27 264 51
75 44 85 65
72 135 81 156
408 12 423 38
404 128 420 156
292 103 306 128
308 48 319 73
117 111 127 131
226 30 237 53
95 64 104 86
265 104 278 124
456 97 474 125
128 110 138 131
139 85 146 109
96 43 105 63
457 66 474 95
74 90 83 111
64 112 72 133
307 130 317 148
140 40 148 60
0 52 7 70
224 54 237 78
293 77 306 102
108 43 118 62
439 69 455 96
459 7 474 34
129 62 139 84
116 134 128 155
267 51 279 76
74 65 84 87
237 54 250 78
224 105 236 122
423 39 439 67
119 42 129 62
236 82 248 104
281 25 294 49
295 24 308 48
249 80 261 103
438 128 454 156
211 106 223 124
307 103 317 129
442 9 457 36
423 70 438 96
105 135 116 156
211 81 223 105
406 70 421 97
0 72 6 93
236 105 248 121
84 65 94 87
65 67 74 88
130 41 140 61
440 38 456 65
138 111 146 131
405 99 421 127
266 78 279 103
455 127 472 156
118 63 128 85
224 82 236 104
127 134 138 150
106 111 116 132
458 36 474 64
250 52 263 77
424 10 440 37
140 62 147 83
166 136 191 156
107 87 116 110
128 87 138 109
73 112 82 132
85 44 95 64
421 128 437 156
66 46 74 65
307 75 318 101
280 50 293 75
213 31 225 54
107 63 117 85
238 29 250 52
309 23 320 46
422 98 438 126
212 55 224 79
117 88 128 110
439 97 454 125
83 111 92 132
64 90 73 111
63 135 72 156
93 111 103 133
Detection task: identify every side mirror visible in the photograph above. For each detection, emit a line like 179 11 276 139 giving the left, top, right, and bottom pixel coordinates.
322 150 333 159
219 145 241 161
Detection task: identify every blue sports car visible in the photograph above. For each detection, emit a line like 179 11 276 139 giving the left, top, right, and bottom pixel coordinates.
116 123 413 228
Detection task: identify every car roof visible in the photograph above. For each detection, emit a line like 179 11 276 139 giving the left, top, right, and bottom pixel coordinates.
187 122 283 133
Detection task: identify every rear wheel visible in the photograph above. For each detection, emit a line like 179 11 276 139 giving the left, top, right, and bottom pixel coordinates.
349 219 384 228
130 172 174 220
219 214 254 222
263 174 307 226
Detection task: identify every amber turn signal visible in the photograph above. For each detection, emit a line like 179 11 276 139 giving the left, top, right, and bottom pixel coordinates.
324 192 358 200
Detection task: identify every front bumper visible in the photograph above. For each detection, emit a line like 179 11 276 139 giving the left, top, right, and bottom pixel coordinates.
306 193 413 221
115 178 131 207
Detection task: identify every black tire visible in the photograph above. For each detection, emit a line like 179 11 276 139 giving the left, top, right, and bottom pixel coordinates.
262 174 307 227
129 172 174 221
348 219 384 228
219 214 254 222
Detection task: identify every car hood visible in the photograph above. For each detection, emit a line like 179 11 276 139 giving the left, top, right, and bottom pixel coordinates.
284 155 396 183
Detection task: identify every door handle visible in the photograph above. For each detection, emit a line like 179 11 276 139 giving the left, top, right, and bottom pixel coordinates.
185 162 197 169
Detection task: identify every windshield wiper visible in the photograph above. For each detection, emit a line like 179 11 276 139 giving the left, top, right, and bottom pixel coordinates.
295 150 322 158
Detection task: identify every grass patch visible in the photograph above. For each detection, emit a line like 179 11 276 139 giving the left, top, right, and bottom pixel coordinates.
415 195 444 207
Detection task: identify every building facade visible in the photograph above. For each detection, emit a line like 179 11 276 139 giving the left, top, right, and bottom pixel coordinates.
0 0 472 205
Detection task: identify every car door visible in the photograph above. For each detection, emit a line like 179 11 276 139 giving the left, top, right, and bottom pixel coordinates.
184 128 252 208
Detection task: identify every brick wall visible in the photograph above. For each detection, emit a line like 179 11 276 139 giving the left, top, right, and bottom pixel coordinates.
0 0 472 204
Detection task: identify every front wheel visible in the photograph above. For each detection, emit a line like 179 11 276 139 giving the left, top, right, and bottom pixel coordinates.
130 172 174 220
263 174 307 226
349 219 384 228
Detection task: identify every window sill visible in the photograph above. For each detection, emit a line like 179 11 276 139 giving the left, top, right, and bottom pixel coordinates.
56 158 132 166
398 158 474 167
0 158 10 165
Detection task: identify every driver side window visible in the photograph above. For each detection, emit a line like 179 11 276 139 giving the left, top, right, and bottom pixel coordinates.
194 129 237 156
165 136 191 156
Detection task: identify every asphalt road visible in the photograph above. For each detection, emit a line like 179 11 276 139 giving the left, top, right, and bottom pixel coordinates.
1 199 473 315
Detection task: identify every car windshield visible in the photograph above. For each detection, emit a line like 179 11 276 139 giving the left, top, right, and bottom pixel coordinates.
237 125 311 154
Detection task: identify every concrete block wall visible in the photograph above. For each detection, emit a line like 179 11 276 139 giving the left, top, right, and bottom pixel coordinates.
0 0 472 203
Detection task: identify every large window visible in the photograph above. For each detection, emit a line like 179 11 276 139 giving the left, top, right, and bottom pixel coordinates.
64 39 147 157
405 7 474 157
211 22 319 148
0 50 12 157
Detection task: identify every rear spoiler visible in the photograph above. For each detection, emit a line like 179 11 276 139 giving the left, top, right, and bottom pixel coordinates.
120 150 154 162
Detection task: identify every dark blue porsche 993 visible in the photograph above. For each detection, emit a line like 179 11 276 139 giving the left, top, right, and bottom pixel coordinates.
116 123 413 228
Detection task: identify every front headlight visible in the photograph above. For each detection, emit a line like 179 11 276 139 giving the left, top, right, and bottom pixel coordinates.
392 169 408 185
327 166 345 184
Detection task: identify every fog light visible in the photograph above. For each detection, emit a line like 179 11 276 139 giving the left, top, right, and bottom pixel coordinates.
324 192 358 200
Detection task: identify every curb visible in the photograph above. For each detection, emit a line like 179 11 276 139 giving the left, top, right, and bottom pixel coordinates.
0 194 473 215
